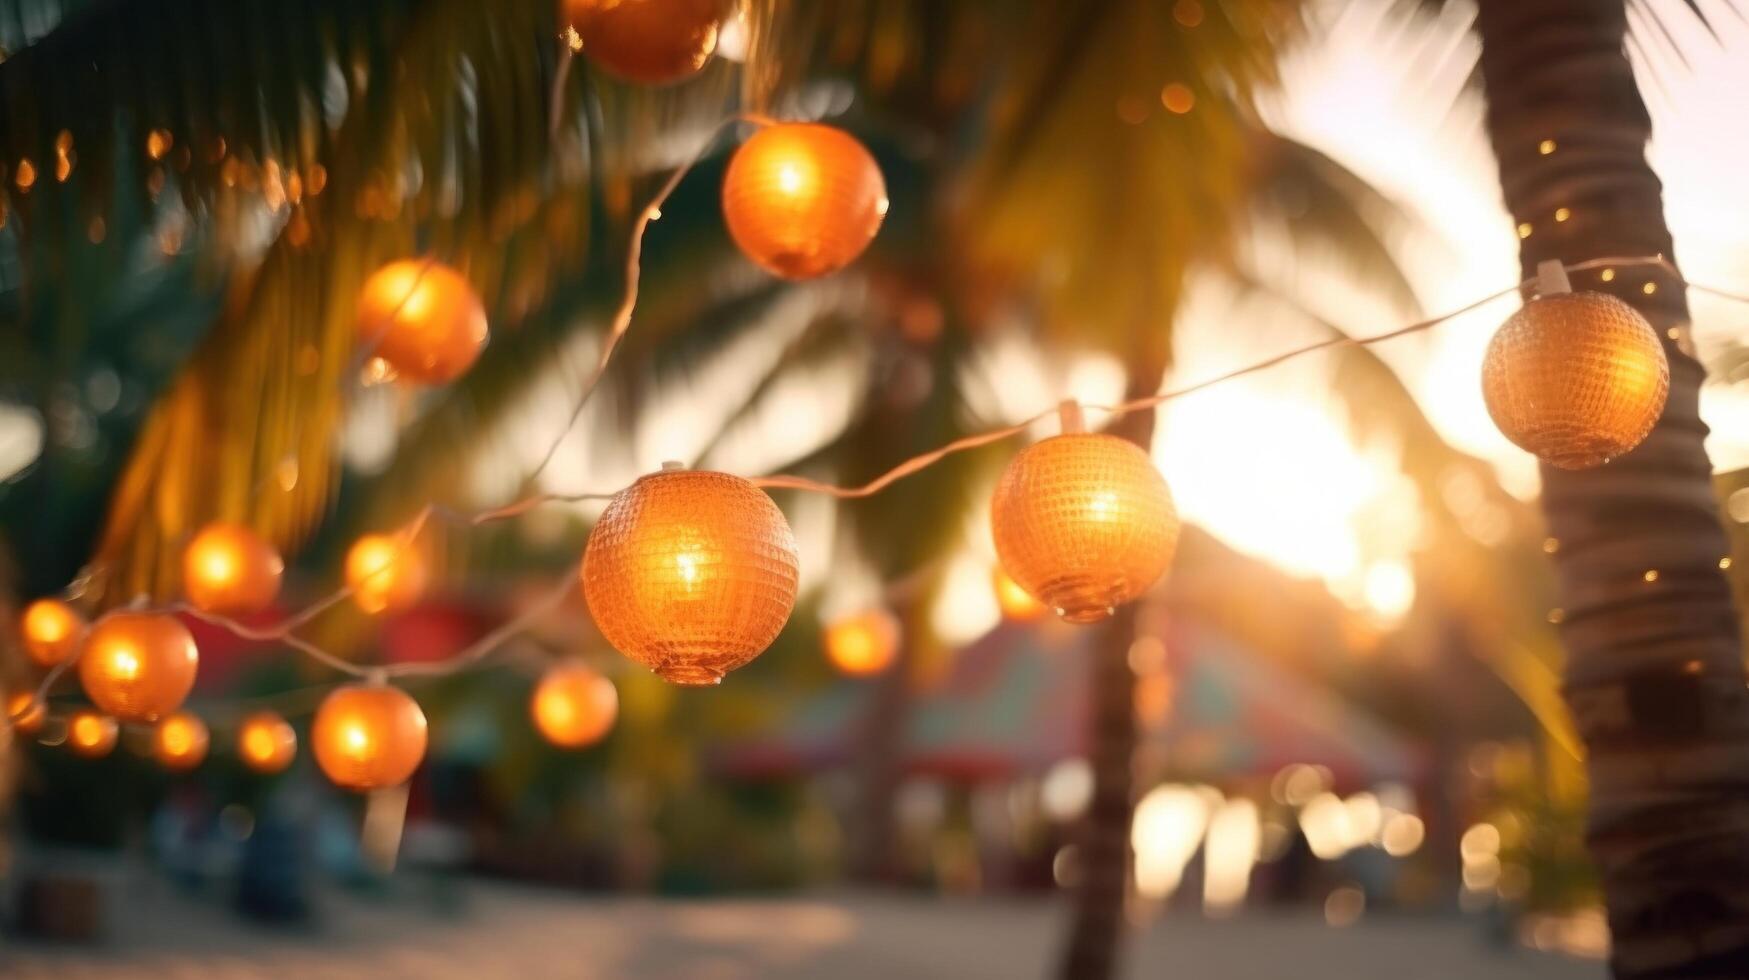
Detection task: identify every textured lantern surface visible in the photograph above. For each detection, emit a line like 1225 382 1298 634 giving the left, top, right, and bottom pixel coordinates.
561 0 724 85
79 612 199 722
313 683 428 791
238 710 298 774
584 468 799 685
1482 290 1669 470
154 711 210 771
7 692 45 736
21 597 85 666
67 709 118 759
722 123 887 280
531 662 619 748
345 532 428 615
991 433 1179 624
356 260 488 385
183 521 284 615
824 609 900 677
992 567 1047 622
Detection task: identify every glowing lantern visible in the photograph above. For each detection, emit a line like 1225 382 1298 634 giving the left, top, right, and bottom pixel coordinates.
356 259 488 385
312 683 428 791
990 408 1178 624
824 608 901 677
583 465 799 685
67 709 118 759
238 710 298 774
153 711 210 771
561 0 725 85
530 662 619 748
79 612 199 722
7 691 45 736
992 567 1047 622
722 123 887 280
182 521 284 615
1482 270 1668 469
21 597 85 666
345 532 428 615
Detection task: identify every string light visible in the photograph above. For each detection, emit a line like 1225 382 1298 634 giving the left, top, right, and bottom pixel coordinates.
356 260 488 385
153 711 210 771
79 612 199 722
345 532 428 615
238 710 298 774
21 597 85 667
313 682 428 791
530 662 619 748
7 692 45 736
183 522 284 615
67 709 118 759
824 608 901 677
721 122 888 280
583 464 800 685
560 0 725 85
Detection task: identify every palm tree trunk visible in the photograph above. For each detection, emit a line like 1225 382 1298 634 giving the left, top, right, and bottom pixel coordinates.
1056 404 1153 980
1474 2 1749 975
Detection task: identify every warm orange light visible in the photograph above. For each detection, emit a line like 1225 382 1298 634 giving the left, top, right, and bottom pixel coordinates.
824 608 901 677
153 711 210 771
7 691 46 736
530 662 619 749
67 709 118 759
561 0 725 85
182 522 284 615
21 597 86 666
312 683 428 791
991 433 1179 624
722 123 887 280
237 710 298 774
79 612 199 722
356 259 488 385
1483 290 1669 469
583 467 799 685
992 567 1047 622
345 532 428 615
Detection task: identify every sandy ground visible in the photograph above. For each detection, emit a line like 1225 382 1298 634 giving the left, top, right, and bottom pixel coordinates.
1 880 1605 979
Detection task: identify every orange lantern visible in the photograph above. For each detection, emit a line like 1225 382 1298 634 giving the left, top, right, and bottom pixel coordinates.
67 709 118 759
237 710 298 774
312 683 428 791
561 0 726 85
7 691 46 736
583 465 799 685
1482 275 1668 470
356 259 488 385
991 408 1178 624
824 608 901 677
345 532 428 615
722 123 888 280
992 567 1047 622
530 662 619 748
182 521 284 615
21 597 85 666
79 612 199 722
153 711 210 771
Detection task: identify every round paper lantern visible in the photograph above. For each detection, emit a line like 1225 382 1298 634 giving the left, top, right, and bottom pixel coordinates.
345 532 428 615
530 662 619 748
153 711 210 771
79 612 199 722
583 466 799 685
356 259 488 385
67 709 118 759
992 567 1047 622
991 432 1178 624
312 683 428 791
7 691 45 736
722 123 887 280
238 710 298 774
824 608 900 677
182 521 284 615
561 0 725 85
21 597 85 666
1482 290 1669 469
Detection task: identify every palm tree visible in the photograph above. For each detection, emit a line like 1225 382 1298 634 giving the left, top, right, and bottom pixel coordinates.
1471 1 1749 975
